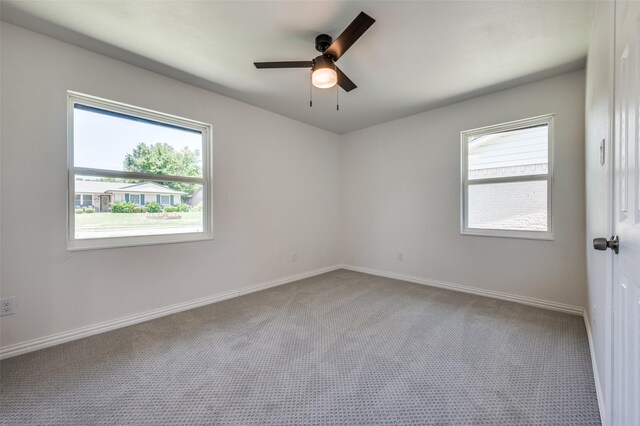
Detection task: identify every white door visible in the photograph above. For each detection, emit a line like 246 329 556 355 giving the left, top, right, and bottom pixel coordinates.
586 3 615 422
612 1 640 424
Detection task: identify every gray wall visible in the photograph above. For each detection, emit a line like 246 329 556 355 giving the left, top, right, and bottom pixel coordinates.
0 23 342 349
341 70 586 308
0 22 589 354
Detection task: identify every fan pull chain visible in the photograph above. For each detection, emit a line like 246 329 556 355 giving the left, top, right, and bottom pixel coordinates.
309 70 313 107
336 84 339 111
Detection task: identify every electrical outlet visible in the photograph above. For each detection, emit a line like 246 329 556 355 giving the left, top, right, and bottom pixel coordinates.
397 252 404 261
291 252 297 262
1 297 16 316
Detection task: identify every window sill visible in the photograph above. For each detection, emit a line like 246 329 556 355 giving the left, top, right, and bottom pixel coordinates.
461 229 554 241
67 232 213 251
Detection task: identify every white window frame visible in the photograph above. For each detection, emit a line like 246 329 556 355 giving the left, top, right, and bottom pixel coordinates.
460 114 554 240
67 91 213 250
160 195 171 206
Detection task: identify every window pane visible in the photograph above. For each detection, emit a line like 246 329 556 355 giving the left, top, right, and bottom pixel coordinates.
82 194 93 207
73 104 203 177
74 176 203 239
468 124 548 179
468 180 548 231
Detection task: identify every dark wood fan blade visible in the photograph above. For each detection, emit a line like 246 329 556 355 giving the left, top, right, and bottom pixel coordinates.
336 67 357 92
254 61 312 69
324 11 375 61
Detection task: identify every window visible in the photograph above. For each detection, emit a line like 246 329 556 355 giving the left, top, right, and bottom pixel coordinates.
68 92 212 250
461 115 553 239
129 194 141 205
75 194 92 207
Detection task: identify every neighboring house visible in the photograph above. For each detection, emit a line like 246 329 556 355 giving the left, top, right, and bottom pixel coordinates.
75 181 184 212
467 126 547 180
467 125 548 230
187 186 203 207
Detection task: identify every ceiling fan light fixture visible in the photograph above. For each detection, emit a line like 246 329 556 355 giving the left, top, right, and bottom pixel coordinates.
312 68 337 89
311 56 337 89
253 11 374 96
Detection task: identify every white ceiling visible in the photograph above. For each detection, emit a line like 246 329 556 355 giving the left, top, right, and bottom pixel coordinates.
1 1 595 134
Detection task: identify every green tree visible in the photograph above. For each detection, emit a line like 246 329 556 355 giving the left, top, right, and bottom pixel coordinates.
123 143 201 196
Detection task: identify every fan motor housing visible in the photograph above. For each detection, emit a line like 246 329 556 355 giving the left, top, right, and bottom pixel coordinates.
312 55 335 72
315 34 333 53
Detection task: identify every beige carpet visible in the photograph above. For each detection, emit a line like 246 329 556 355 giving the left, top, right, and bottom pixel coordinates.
0 269 600 425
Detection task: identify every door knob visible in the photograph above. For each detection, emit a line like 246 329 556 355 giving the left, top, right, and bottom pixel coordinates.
593 235 619 254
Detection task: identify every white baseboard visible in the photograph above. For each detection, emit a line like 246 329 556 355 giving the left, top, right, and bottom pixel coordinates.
338 265 602 419
0 264 586 360
338 264 585 315
583 312 608 426
0 265 340 360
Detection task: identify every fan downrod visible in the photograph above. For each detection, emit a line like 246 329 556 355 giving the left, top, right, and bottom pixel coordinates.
315 34 333 53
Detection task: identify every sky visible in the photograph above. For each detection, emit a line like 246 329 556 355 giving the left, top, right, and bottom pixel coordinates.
73 108 202 173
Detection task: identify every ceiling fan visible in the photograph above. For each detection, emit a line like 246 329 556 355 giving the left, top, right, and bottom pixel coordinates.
254 11 375 96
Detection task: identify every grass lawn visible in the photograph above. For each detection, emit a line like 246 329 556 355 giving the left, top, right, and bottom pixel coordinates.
75 212 203 238
76 212 202 229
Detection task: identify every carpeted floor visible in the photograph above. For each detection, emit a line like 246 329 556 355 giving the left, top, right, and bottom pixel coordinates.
0 269 600 425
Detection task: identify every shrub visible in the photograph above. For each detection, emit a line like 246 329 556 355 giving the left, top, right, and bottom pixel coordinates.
84 208 94 214
163 206 178 213
175 203 190 212
111 201 136 213
145 201 162 213
133 207 143 213
75 209 84 214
